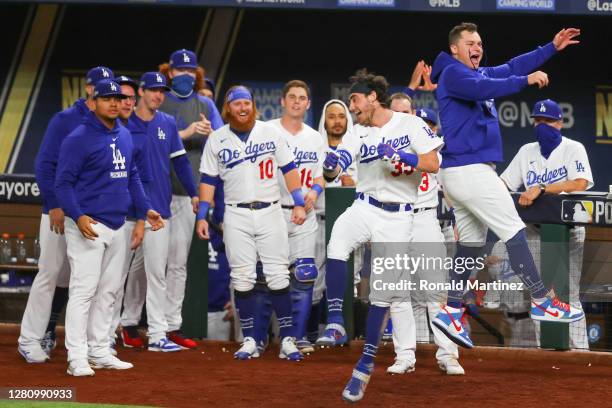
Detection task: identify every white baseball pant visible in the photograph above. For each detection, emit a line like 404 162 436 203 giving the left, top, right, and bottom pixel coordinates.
64 219 126 362
223 203 290 292
18 214 70 348
439 164 525 244
283 208 317 261
120 220 170 343
207 311 231 341
390 208 459 364
327 198 414 306
166 195 195 332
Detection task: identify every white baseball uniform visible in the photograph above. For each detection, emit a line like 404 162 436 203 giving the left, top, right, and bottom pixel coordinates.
200 120 295 292
500 136 593 349
269 119 325 262
328 111 443 306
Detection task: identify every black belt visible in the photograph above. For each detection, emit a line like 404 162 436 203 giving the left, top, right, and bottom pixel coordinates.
281 205 294 210
414 206 437 214
505 311 530 320
356 192 412 213
230 201 278 210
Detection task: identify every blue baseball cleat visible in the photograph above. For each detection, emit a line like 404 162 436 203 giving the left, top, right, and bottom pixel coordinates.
432 306 473 349
315 323 348 347
530 297 584 323
342 361 373 403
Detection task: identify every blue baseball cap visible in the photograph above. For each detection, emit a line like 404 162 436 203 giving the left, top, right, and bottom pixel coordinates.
204 78 216 96
415 108 438 125
169 49 197 69
115 75 138 91
93 79 126 99
139 72 171 90
86 66 114 86
531 99 562 120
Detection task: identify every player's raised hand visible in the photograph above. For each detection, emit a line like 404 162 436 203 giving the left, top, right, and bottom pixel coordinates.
527 71 549 89
77 215 98 240
196 113 212 136
146 209 165 231
196 219 210 240
408 60 425 90
291 206 306 226
130 219 145 250
377 142 399 161
553 28 580 51
323 151 340 171
49 207 65 235
419 64 437 92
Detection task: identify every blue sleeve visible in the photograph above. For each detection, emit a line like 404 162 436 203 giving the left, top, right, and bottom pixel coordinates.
55 136 85 222
205 98 224 130
482 42 556 79
403 87 417 98
443 66 528 101
35 113 66 209
280 161 297 174
201 173 220 186
172 154 197 197
135 137 152 184
128 161 152 219
212 181 225 224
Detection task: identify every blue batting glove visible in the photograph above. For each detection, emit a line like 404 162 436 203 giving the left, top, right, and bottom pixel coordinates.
323 152 339 171
377 143 398 160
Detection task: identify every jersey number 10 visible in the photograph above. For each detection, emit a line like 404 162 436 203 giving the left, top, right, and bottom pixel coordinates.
259 159 274 179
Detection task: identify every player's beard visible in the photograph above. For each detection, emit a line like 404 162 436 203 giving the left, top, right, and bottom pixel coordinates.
228 109 256 132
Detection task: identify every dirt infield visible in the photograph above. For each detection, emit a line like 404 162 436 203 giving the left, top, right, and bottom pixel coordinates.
1 324 611 408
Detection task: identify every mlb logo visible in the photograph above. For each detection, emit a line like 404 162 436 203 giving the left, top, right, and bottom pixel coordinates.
561 200 593 224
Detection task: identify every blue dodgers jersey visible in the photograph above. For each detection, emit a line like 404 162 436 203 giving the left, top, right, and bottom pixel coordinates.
123 120 151 219
55 111 150 229
35 98 90 213
127 111 186 219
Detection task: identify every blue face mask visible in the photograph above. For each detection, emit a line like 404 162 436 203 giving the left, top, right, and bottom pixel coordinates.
171 74 195 97
535 123 561 159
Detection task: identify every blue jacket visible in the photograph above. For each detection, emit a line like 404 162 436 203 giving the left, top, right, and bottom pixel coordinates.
431 42 557 167
55 111 151 230
126 111 196 219
35 98 90 213
122 117 151 220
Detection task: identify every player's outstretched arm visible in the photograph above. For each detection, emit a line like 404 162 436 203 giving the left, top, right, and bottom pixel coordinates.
196 179 216 240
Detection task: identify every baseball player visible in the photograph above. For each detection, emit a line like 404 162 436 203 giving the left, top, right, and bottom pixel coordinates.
320 69 442 402
117 72 198 352
429 22 584 349
499 99 592 350
55 79 163 376
196 85 306 361
252 80 325 354
309 99 356 343
105 75 150 354
158 49 223 347
386 104 463 376
18 66 114 363
389 93 413 115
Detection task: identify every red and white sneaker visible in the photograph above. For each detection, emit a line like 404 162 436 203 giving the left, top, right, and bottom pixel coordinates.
530 297 584 323
168 331 197 349
121 326 144 348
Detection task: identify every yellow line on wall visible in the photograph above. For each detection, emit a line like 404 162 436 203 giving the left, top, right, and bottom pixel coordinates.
0 4 58 172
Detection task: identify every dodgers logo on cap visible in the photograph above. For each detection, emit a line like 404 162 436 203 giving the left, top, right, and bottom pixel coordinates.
170 49 197 69
86 66 115 86
139 72 171 91
531 99 562 120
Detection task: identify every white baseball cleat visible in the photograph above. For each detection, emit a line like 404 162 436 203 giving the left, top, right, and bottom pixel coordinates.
279 337 303 361
438 359 465 375
67 360 95 377
89 355 133 370
234 337 260 360
386 359 415 375
18 344 50 364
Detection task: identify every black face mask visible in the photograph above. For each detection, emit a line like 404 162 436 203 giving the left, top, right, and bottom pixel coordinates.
535 123 562 159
